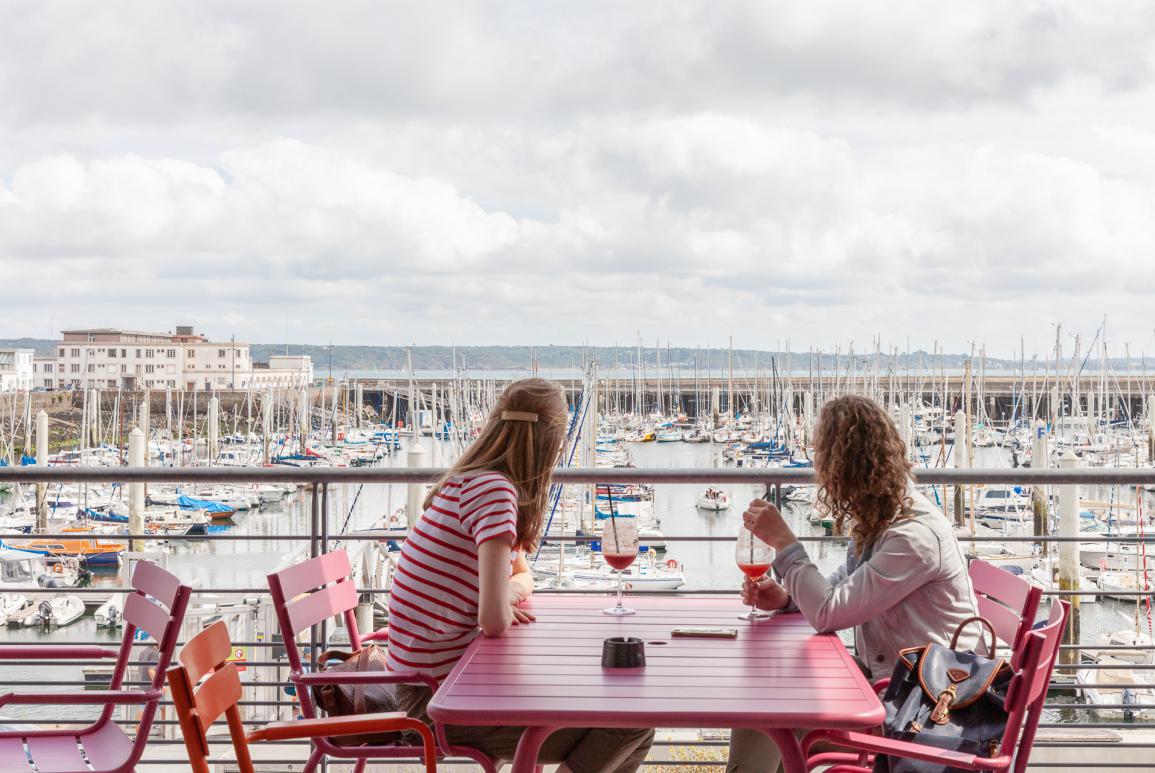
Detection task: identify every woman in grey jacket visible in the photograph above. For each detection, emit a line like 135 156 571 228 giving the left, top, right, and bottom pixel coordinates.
727 395 980 773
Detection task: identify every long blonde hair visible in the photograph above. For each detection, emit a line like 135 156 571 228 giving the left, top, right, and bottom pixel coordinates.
424 377 568 551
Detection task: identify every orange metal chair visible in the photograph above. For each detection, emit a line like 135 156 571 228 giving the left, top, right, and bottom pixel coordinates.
167 620 437 773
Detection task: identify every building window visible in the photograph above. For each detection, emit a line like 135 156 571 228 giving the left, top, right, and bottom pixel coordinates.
121 364 127 373
87 364 94 373
87 348 94 357
218 349 226 358
108 349 117 358
58 348 64 357
187 349 196 358
44 364 53 373
167 349 176 358
145 364 155 374
121 349 127 357
145 349 154 359
167 380 175 388
88 335 95 342
71 348 80 357
70 364 80 373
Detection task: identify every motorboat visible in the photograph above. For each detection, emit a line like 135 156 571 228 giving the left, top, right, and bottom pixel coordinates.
696 488 730 511
26 595 85 627
1077 629 1155 721
94 595 125 628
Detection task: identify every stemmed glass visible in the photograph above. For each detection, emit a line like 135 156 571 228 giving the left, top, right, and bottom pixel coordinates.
735 528 776 621
601 516 639 616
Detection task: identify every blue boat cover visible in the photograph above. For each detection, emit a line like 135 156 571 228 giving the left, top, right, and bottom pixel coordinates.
175 495 233 514
84 508 129 523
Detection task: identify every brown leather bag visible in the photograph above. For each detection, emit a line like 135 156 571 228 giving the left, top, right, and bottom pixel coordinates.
310 645 403 746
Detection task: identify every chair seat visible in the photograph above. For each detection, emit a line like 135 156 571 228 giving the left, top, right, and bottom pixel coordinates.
248 711 417 743
0 722 134 773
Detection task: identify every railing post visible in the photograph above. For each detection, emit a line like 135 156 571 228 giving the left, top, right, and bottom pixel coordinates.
406 443 426 528
128 427 145 552
953 409 969 530
35 410 49 534
1032 420 1049 556
309 482 320 672
320 482 330 652
1058 449 1081 664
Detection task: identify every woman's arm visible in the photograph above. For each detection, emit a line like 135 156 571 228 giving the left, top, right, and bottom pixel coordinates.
477 539 515 637
509 552 534 604
773 523 938 633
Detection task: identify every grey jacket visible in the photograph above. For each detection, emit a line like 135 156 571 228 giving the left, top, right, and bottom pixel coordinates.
772 487 980 680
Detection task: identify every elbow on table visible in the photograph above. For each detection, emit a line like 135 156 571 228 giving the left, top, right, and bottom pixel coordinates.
479 613 510 638
806 603 846 634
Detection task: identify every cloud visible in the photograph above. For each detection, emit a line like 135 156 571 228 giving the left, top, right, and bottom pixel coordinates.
3 2 1155 355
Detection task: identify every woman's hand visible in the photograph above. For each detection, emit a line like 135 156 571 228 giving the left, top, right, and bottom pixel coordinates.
511 604 536 625
741 576 790 612
742 499 798 550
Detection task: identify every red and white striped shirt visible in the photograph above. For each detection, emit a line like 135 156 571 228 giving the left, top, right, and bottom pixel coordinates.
385 471 518 680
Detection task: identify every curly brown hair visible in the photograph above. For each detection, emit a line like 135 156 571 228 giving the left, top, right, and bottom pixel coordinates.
813 395 913 555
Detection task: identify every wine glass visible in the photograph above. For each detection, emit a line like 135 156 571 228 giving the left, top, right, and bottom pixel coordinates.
601 517 639 616
735 528 776 621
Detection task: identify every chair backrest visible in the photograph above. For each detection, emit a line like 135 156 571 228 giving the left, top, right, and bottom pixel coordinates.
968 559 1042 656
167 621 255 773
1001 600 1069 768
267 550 363 719
107 560 192 762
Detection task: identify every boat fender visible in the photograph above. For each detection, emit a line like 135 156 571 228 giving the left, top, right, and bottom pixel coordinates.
666 559 679 570
51 563 64 574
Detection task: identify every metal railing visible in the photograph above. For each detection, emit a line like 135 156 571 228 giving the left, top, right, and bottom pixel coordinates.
1 465 1154 771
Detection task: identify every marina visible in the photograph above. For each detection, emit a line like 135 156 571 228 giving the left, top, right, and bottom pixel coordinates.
1 346 1154 771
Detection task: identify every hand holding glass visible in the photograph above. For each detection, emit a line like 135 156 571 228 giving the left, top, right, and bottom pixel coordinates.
736 528 776 621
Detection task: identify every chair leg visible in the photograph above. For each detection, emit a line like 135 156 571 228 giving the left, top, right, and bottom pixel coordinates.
302 748 324 773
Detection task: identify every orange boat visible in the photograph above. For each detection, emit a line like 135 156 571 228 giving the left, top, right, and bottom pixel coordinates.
8 537 125 566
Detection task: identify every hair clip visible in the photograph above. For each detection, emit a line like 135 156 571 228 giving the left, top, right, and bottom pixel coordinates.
501 410 539 422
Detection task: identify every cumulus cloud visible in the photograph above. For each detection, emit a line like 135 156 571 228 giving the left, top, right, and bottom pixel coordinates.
2 1 1155 354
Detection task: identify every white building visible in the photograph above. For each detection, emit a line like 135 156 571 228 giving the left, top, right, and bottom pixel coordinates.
0 349 34 391
32 357 57 389
50 326 313 391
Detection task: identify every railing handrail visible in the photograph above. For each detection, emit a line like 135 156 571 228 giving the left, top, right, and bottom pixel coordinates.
2 465 1155 485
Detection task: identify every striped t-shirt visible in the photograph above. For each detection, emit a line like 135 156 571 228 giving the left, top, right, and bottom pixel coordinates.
385 471 518 680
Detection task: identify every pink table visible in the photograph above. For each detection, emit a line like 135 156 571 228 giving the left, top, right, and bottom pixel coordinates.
427 595 884 773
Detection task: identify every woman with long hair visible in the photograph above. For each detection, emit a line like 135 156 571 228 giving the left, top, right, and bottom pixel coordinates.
388 377 654 772
727 395 980 773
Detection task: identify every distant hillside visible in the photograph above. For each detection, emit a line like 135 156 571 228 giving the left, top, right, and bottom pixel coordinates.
2 339 1145 373
0 338 57 357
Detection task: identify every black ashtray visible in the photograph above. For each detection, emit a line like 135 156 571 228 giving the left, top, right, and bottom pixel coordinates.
602 636 646 668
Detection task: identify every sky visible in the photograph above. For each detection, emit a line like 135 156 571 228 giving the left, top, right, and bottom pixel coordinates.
2 1 1155 359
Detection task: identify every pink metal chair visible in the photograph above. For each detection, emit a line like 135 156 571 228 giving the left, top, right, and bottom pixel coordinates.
0 560 192 772
805 600 1070 773
804 559 1045 770
267 549 498 773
